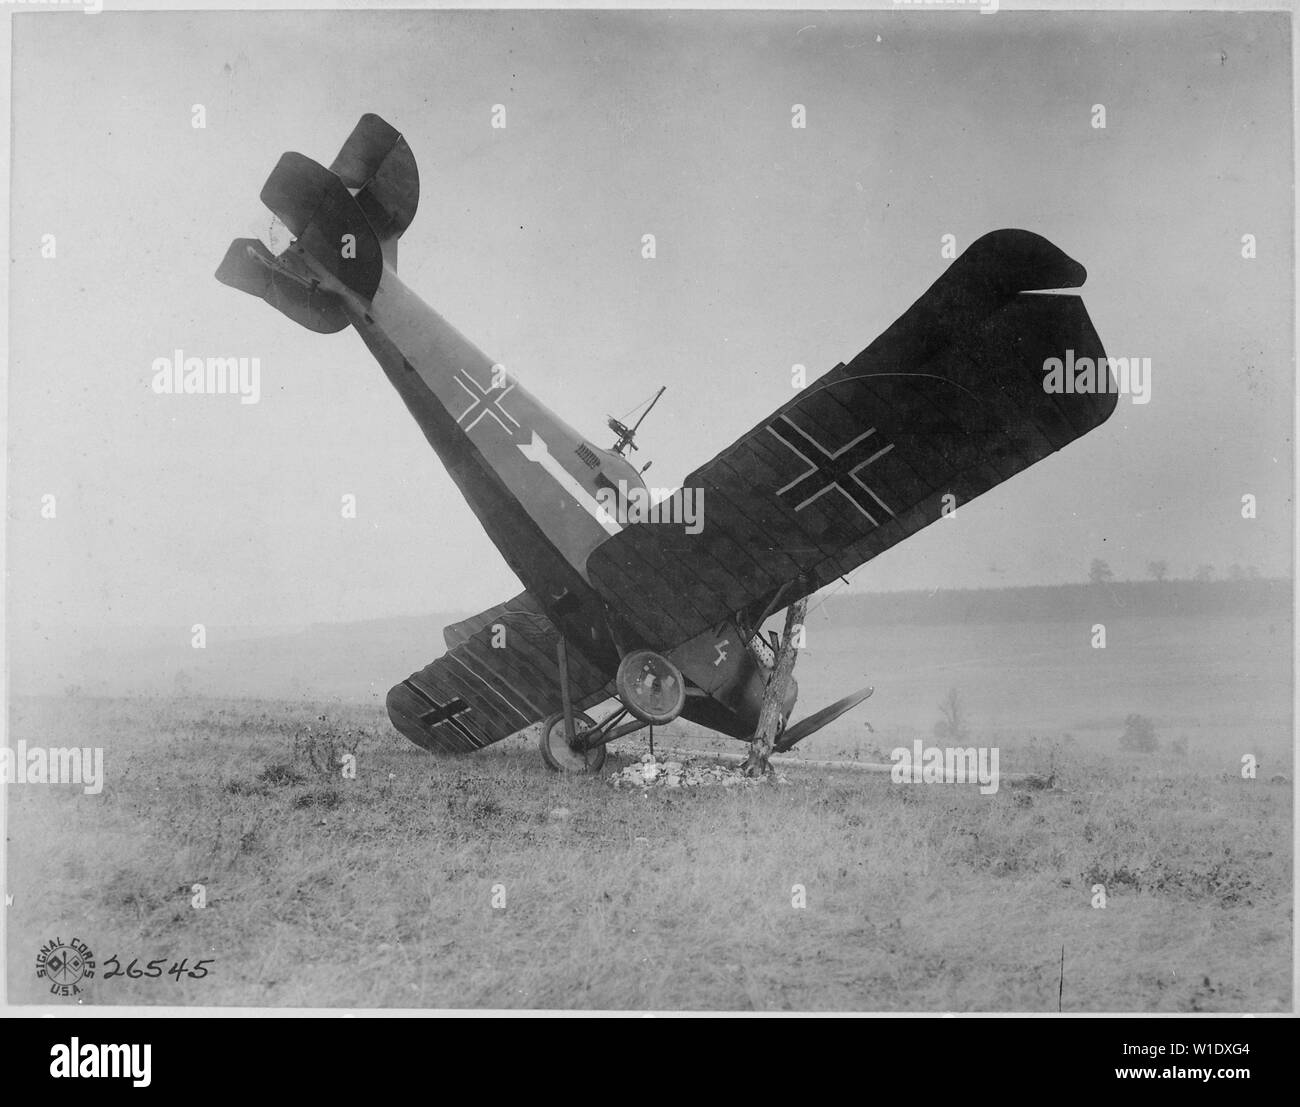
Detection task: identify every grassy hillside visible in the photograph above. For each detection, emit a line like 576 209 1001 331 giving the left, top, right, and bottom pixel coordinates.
7 584 1291 1011
5 694 1290 1011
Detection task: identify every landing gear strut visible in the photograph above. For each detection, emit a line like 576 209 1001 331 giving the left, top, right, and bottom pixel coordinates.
539 639 660 773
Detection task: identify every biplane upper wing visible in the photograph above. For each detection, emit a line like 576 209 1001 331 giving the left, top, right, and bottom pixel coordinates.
387 591 612 754
586 229 1117 652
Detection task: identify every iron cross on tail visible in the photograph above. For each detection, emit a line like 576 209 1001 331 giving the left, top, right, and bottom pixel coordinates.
216 114 1116 772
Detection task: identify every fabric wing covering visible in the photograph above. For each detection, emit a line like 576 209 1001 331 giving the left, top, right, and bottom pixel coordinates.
387 592 612 753
586 230 1117 654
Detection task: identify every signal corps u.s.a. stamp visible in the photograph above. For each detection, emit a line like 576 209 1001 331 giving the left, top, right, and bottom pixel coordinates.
36 937 97 998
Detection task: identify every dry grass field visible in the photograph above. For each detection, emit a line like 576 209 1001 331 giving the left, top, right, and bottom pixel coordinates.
6 656 1292 1010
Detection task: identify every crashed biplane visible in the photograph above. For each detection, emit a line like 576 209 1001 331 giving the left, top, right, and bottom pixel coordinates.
217 114 1115 772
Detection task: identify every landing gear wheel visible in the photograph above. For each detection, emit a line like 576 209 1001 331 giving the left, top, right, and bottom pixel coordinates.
538 711 606 774
615 650 687 725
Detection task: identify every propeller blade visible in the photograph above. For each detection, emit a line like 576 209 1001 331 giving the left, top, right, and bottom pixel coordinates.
773 685 874 753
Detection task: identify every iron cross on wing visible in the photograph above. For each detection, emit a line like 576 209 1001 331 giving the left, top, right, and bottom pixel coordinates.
766 414 896 526
402 681 478 745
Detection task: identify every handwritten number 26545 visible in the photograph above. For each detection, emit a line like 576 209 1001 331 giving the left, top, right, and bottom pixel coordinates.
101 955 213 981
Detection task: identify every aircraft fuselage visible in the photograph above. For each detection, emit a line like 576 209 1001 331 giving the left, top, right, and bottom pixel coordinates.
286 242 786 738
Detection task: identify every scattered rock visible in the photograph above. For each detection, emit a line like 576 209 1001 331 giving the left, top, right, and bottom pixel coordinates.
610 755 788 790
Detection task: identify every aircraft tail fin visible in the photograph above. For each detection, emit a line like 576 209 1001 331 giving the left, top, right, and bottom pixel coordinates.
329 113 419 263
215 115 418 328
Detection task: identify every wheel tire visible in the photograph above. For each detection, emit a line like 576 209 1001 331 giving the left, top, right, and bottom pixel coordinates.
615 649 687 725
538 711 606 773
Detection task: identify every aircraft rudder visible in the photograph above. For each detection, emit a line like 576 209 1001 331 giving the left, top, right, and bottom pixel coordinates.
329 113 420 245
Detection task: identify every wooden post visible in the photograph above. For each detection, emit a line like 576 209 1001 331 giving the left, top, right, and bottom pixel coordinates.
742 596 808 777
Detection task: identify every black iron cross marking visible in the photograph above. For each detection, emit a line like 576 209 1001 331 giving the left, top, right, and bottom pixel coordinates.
403 682 477 744
767 415 896 525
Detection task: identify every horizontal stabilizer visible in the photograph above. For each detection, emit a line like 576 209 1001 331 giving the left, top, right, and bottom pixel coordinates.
259 151 384 300
216 116 417 321
214 237 350 333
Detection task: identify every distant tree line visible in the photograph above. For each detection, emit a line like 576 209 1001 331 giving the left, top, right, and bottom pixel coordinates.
1091 558 1262 584
816 576 1291 628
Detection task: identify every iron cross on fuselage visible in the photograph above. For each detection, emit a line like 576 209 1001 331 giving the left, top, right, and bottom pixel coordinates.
454 368 519 436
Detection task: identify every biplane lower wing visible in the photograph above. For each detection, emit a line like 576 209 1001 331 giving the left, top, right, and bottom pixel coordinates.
387 592 613 754
586 229 1118 652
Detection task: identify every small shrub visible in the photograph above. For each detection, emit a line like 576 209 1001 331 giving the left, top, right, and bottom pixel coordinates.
933 688 969 742
257 762 306 787
292 715 367 778
293 787 342 810
1119 713 1158 753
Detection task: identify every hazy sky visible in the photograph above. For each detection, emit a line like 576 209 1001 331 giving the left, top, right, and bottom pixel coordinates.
7 8 1293 637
